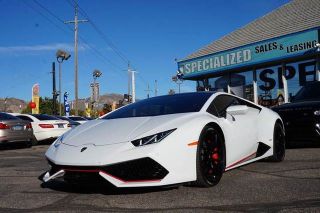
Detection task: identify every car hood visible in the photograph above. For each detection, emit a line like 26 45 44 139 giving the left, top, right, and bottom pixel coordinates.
62 113 197 146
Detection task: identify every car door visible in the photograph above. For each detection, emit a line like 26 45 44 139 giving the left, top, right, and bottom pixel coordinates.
210 94 260 167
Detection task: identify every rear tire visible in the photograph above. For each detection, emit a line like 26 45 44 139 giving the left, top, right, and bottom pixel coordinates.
269 123 285 162
31 136 38 146
194 125 225 187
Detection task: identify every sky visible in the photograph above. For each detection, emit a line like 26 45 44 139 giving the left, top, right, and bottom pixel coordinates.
0 0 290 101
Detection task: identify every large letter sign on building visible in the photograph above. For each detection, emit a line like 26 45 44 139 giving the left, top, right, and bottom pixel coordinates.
178 29 319 78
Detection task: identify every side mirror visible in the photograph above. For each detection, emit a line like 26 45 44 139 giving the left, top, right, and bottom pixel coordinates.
226 105 249 116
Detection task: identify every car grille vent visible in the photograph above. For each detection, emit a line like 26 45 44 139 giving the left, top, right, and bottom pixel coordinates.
47 157 169 182
104 157 168 181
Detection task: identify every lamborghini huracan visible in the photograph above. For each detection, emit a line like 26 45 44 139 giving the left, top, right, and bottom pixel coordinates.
42 92 285 188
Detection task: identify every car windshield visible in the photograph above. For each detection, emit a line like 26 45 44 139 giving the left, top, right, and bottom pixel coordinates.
102 92 213 120
31 114 58 120
293 82 320 102
0 113 19 120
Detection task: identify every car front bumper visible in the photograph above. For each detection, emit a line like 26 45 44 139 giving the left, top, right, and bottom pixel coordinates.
43 138 197 187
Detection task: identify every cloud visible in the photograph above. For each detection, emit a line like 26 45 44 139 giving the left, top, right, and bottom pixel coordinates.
0 43 87 54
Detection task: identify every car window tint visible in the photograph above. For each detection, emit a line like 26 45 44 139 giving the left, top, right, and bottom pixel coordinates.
213 95 240 117
16 115 34 122
294 82 320 102
206 102 219 117
56 116 69 121
234 97 261 111
0 113 19 120
31 114 58 120
68 116 86 121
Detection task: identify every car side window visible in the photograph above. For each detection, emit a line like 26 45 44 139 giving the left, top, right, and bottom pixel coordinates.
212 95 240 118
206 102 219 116
234 97 262 111
17 115 34 122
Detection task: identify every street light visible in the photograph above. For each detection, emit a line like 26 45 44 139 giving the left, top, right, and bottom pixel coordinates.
172 70 184 93
91 69 102 113
56 49 71 116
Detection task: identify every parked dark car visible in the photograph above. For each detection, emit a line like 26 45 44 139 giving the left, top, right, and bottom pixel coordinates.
272 81 320 144
0 112 35 147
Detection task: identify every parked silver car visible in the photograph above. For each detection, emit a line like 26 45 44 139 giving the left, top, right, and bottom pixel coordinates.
0 112 35 147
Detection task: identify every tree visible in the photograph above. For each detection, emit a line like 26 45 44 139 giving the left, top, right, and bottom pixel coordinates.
39 97 54 114
70 109 85 117
21 104 32 114
21 97 58 115
103 104 112 114
168 89 175 95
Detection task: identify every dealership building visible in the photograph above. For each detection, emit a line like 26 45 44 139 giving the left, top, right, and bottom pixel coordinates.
177 0 320 106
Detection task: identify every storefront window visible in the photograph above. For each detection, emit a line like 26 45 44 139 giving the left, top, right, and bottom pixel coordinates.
257 59 316 107
286 60 316 100
195 59 317 107
197 71 253 101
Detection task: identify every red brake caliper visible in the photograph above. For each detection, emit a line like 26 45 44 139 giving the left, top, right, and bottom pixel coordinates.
212 147 219 164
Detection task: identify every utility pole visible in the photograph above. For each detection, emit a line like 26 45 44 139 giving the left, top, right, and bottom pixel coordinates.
131 70 136 103
154 80 158 97
4 97 8 112
65 0 88 115
51 62 57 115
127 64 137 103
58 61 62 115
127 63 131 102
144 83 152 98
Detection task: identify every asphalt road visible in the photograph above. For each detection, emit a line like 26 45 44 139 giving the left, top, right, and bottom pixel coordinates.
0 143 319 212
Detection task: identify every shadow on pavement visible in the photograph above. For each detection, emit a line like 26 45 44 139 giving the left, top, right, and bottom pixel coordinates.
41 179 178 195
0 138 55 150
0 142 30 150
286 140 320 149
37 138 56 146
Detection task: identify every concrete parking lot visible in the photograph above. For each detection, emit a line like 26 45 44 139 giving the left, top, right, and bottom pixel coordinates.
0 143 319 212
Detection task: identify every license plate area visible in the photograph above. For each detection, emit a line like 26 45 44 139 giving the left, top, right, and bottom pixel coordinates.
12 125 23 131
57 124 64 128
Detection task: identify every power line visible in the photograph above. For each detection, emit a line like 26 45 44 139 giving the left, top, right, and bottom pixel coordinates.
66 0 130 64
25 0 149 96
68 0 151 91
23 1 70 35
33 0 65 24
28 0 126 77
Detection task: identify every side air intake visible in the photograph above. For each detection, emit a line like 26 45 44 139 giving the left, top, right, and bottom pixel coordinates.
256 142 271 158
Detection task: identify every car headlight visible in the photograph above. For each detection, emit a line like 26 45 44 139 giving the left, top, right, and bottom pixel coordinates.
131 129 176 147
314 110 320 116
53 135 64 148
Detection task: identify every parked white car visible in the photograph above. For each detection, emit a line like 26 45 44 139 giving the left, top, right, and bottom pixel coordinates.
10 113 70 143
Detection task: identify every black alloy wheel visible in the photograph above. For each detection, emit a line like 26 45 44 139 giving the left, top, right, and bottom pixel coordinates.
195 126 225 187
269 123 285 162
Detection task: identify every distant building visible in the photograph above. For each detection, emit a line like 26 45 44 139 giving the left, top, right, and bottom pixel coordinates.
177 0 320 107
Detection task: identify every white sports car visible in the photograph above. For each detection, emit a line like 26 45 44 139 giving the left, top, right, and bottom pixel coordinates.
42 92 285 188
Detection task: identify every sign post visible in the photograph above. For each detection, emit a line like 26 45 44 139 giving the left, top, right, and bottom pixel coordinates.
32 84 40 114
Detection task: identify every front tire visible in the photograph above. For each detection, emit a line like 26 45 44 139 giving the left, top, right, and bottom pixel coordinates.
269 123 285 162
194 125 225 187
